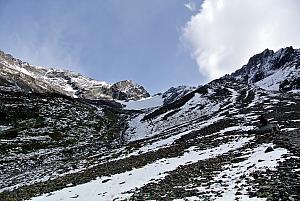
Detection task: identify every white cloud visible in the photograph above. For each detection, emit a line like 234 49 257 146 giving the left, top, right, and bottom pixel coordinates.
182 0 300 80
14 35 80 72
12 23 82 73
184 2 197 12
2 7 83 74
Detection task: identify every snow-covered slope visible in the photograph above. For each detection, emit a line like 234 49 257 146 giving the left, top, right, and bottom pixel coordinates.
0 50 150 100
1 47 300 201
16 78 299 201
120 85 196 110
120 94 164 110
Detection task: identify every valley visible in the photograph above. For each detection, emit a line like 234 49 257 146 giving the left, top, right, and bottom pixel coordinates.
0 47 299 201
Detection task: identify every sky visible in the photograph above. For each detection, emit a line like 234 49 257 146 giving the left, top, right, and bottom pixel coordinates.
0 0 204 94
0 0 300 94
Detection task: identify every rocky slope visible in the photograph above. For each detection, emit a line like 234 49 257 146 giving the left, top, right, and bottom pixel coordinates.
0 47 299 201
0 50 150 101
231 46 300 92
162 85 197 105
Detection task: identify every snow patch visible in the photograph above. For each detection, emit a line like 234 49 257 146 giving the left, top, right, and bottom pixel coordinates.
0 125 12 132
255 66 298 91
120 95 163 110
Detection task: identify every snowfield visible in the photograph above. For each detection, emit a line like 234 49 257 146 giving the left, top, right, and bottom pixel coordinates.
119 95 163 110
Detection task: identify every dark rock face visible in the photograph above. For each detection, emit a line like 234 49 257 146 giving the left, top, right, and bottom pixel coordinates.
247 49 275 67
259 115 269 127
111 80 150 101
265 146 274 153
279 77 300 92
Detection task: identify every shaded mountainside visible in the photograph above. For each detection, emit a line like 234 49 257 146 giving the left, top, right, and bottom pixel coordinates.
0 50 150 101
0 47 299 201
0 91 132 192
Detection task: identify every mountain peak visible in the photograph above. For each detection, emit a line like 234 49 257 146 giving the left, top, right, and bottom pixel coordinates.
0 49 149 100
230 47 300 91
111 80 150 101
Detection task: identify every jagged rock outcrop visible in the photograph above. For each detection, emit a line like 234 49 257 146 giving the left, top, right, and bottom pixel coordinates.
230 46 300 91
111 80 150 101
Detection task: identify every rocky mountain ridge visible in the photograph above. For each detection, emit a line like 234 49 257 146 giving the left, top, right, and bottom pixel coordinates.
230 46 300 91
0 50 150 101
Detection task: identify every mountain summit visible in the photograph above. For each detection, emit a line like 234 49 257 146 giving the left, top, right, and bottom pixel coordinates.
231 46 300 91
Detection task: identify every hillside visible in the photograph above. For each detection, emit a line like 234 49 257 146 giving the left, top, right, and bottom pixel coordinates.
0 47 299 201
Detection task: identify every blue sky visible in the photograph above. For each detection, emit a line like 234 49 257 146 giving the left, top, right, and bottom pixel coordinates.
0 0 204 94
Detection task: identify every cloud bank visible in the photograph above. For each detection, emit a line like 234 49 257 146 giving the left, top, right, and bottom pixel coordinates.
182 0 300 79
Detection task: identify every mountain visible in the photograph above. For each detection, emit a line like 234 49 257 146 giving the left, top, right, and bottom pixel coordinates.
0 50 150 101
230 46 300 92
0 47 299 201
